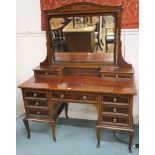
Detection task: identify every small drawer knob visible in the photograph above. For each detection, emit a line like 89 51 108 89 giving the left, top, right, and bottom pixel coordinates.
61 94 64 99
83 96 87 100
115 74 118 78
37 111 40 115
113 97 117 103
35 102 39 106
113 108 117 112
33 93 37 97
113 118 117 123
45 72 48 76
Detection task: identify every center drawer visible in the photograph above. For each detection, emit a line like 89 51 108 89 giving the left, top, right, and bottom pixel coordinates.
52 92 97 102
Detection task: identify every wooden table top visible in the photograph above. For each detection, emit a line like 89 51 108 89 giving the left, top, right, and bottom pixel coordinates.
50 18 64 30
62 22 96 33
18 75 137 95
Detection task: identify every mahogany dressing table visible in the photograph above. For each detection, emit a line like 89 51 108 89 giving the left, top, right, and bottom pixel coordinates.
18 2 137 153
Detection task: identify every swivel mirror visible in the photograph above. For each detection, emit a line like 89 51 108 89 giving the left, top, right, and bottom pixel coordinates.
50 15 116 63
40 3 127 66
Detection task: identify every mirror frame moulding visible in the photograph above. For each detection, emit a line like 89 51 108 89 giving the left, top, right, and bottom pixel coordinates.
40 2 132 68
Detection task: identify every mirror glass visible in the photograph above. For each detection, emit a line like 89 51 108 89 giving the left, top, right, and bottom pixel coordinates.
50 15 116 63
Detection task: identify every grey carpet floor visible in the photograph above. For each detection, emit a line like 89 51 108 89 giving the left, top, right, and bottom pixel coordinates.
16 116 139 155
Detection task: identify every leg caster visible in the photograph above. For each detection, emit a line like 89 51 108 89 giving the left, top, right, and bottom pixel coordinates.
96 127 100 148
129 131 134 153
50 122 56 142
64 103 69 119
129 148 132 153
23 119 30 139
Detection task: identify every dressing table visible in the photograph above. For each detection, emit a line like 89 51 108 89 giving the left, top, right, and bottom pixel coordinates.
18 2 137 153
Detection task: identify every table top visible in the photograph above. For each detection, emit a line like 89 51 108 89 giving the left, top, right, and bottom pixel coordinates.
18 75 137 95
62 22 96 33
50 18 64 30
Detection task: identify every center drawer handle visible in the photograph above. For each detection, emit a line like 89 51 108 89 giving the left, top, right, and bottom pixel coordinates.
113 97 117 103
83 96 87 100
115 74 118 78
35 102 39 106
33 93 37 97
61 94 64 99
113 108 117 112
113 118 117 123
37 111 40 115
45 72 48 76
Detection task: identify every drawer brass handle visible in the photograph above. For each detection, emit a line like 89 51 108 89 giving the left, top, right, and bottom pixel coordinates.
113 97 117 103
113 118 117 123
61 94 64 99
33 93 37 97
113 108 117 112
45 72 48 76
83 96 87 100
37 111 40 115
35 102 39 106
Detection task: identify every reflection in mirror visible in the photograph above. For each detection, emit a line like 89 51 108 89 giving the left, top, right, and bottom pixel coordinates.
50 15 115 63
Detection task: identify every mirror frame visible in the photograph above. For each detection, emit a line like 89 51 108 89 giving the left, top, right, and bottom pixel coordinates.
40 2 132 68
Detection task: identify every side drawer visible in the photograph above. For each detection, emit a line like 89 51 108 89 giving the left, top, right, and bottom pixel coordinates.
27 108 49 118
24 90 47 99
102 95 129 104
102 115 129 126
26 99 48 107
103 103 129 114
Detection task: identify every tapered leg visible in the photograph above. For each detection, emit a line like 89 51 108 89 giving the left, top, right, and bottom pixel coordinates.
50 122 56 142
129 131 134 153
23 119 30 139
64 103 69 119
99 41 103 51
96 127 100 148
106 43 108 53
101 39 104 46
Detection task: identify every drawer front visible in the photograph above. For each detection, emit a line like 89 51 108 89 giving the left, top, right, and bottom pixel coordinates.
103 95 129 104
24 90 47 99
26 99 48 107
103 104 129 114
103 115 129 126
35 71 60 78
52 92 96 102
27 108 49 117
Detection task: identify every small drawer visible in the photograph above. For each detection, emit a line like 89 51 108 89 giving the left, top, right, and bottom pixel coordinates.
52 92 96 102
102 74 116 78
103 104 129 114
24 91 47 99
103 95 129 104
102 74 132 79
102 115 129 126
35 71 60 77
27 108 49 117
118 74 132 79
27 100 48 107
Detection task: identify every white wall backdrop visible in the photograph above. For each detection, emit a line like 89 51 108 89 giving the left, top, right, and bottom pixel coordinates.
16 0 139 124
